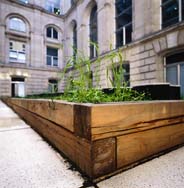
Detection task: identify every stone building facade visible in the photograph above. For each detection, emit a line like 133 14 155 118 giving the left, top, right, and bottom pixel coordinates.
0 0 184 97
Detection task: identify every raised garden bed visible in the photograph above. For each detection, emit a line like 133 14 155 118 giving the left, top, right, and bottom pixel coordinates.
3 98 184 181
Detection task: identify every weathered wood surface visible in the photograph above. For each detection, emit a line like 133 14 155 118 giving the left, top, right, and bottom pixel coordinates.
8 101 117 178
9 98 75 132
92 138 116 177
90 101 184 140
117 123 184 168
11 103 93 177
3 98 184 180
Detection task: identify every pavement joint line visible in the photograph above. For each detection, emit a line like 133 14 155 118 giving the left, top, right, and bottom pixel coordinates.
0 126 30 133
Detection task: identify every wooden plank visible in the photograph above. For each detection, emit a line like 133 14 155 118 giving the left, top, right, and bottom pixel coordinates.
74 104 91 139
11 99 75 132
12 104 93 177
117 123 184 168
92 116 184 140
90 101 184 140
92 138 116 177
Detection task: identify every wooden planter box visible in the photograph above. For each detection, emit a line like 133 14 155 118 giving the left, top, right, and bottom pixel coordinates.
3 98 184 181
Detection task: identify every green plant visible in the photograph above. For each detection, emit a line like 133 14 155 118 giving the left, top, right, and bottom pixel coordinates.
27 43 149 103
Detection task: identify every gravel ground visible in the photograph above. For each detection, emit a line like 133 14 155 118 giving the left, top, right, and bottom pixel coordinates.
0 101 85 188
98 146 184 188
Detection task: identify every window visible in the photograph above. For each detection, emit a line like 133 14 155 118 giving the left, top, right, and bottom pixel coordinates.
112 63 130 86
73 21 77 61
11 77 25 97
9 41 26 63
48 79 58 93
9 17 26 32
46 47 58 67
89 5 98 59
45 0 61 15
47 27 58 39
166 52 184 96
162 0 184 28
115 0 132 48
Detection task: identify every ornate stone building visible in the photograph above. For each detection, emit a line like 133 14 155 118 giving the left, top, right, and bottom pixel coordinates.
0 0 184 97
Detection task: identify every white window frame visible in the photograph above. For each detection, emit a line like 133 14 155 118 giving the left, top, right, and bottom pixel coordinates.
47 27 58 39
9 41 26 63
46 47 58 67
9 17 26 32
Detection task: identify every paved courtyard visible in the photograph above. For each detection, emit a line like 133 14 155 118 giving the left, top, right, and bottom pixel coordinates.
0 100 184 188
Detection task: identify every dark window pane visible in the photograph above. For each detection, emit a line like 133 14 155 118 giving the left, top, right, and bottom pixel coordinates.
162 0 179 28
47 47 58 56
47 27 52 38
115 0 132 47
47 56 52 65
73 22 77 61
116 29 124 48
53 28 58 39
166 52 184 64
12 77 24 82
116 7 132 29
166 66 178 85
125 23 132 44
112 63 130 86
90 5 98 59
116 0 131 16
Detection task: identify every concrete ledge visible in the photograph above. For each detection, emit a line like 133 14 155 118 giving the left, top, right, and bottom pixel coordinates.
3 98 184 180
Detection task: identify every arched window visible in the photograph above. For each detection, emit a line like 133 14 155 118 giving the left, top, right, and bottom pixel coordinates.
9 17 26 32
89 5 98 59
46 27 58 39
73 21 77 60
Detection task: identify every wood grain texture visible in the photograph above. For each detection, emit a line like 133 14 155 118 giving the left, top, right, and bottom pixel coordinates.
10 99 75 132
90 101 184 140
117 123 184 168
12 104 93 177
92 138 116 177
74 104 91 139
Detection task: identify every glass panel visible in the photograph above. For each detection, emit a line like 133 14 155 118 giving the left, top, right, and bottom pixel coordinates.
125 23 132 44
116 29 124 48
18 52 26 63
47 56 52 65
166 65 178 85
9 18 26 32
162 0 179 28
47 27 52 37
116 7 132 28
47 47 58 56
116 0 132 47
53 28 58 39
9 51 18 60
90 5 98 59
116 0 132 16
53 57 58 66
